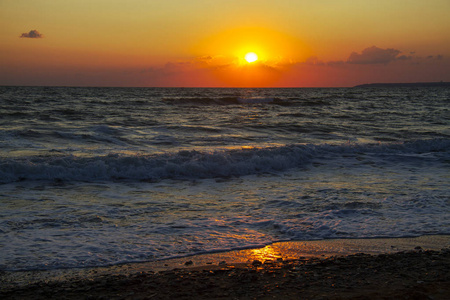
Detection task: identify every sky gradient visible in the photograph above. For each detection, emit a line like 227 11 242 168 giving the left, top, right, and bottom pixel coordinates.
1 0 449 87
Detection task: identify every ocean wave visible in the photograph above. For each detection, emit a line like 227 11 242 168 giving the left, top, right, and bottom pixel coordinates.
162 96 296 105
162 96 334 106
0 139 448 183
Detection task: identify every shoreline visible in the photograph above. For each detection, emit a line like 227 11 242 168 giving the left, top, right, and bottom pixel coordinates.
2 235 450 298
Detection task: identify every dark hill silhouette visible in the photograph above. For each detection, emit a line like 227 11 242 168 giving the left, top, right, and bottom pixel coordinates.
354 82 450 88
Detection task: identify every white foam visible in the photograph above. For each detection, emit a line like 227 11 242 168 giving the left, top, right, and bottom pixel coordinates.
1 153 449 271
0 139 448 184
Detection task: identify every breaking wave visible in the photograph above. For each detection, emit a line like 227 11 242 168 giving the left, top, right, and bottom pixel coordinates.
1 139 448 184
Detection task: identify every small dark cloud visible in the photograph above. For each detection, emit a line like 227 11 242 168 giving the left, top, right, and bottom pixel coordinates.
198 55 213 61
20 30 43 38
347 46 401 64
426 55 444 60
397 55 413 61
303 56 325 65
327 60 345 66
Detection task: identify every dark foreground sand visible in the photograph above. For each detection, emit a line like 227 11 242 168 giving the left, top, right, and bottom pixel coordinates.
2 236 450 299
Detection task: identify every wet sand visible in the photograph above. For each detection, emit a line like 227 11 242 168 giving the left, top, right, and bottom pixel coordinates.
1 235 450 299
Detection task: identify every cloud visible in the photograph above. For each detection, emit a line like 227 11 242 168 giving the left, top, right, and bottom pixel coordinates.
20 30 43 38
426 54 444 60
347 46 401 64
136 47 449 87
139 55 284 87
397 55 413 61
303 56 325 66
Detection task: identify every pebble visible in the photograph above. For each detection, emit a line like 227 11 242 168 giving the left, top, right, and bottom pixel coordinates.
252 260 263 266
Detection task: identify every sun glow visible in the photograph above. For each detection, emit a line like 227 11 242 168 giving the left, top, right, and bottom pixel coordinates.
245 52 258 63
192 27 310 86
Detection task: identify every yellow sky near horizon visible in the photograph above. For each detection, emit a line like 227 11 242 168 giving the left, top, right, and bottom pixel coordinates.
1 0 449 86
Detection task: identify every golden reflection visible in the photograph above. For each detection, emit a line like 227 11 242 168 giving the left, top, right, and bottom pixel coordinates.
241 145 255 150
248 245 283 262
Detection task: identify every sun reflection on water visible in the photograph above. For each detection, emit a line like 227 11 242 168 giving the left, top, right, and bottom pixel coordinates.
248 245 283 262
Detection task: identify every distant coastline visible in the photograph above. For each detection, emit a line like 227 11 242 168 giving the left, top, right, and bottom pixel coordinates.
354 82 450 88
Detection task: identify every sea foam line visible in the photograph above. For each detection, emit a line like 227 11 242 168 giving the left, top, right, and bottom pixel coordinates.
0 139 448 183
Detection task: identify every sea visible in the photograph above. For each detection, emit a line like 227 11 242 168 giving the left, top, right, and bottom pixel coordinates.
0 86 449 271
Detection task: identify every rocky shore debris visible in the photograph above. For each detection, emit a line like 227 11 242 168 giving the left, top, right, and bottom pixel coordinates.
1 249 449 299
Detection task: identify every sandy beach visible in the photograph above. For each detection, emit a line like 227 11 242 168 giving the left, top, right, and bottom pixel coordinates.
2 235 449 299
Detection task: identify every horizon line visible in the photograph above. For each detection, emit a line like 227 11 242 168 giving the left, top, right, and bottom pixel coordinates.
1 81 449 89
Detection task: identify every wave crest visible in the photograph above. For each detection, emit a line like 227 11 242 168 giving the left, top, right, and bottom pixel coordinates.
1 139 448 183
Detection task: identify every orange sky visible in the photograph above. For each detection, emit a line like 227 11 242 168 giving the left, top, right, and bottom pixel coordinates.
1 0 449 87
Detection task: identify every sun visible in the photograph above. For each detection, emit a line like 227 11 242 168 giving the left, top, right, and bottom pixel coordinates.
244 52 258 63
